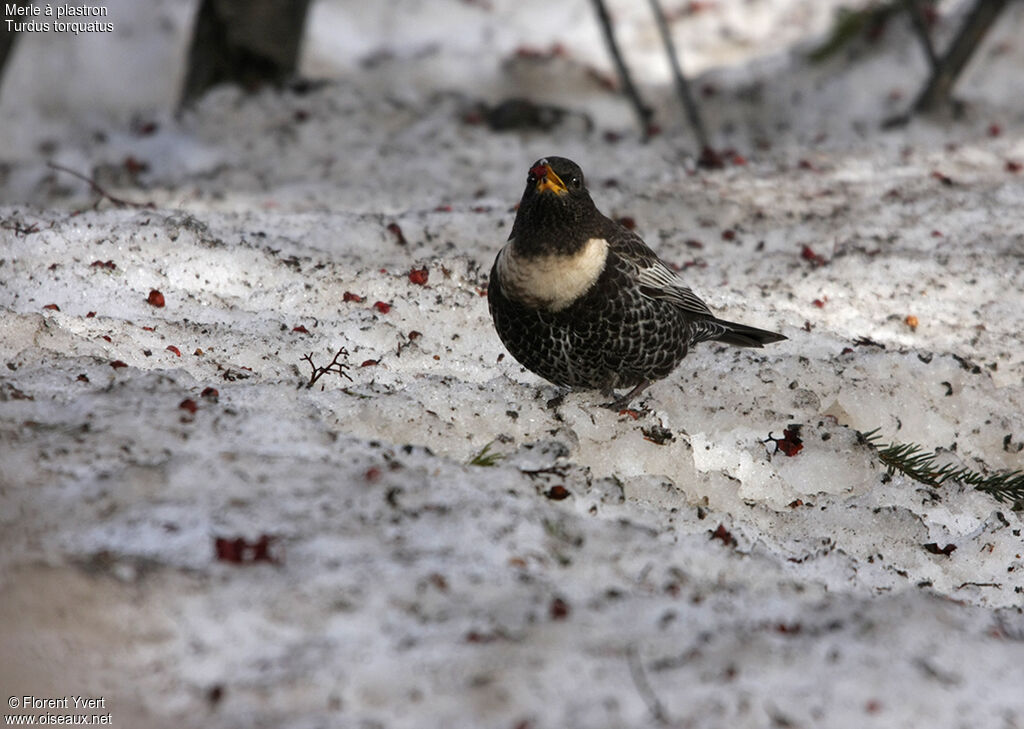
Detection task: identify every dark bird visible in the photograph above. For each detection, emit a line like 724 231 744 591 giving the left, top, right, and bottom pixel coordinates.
488 156 787 408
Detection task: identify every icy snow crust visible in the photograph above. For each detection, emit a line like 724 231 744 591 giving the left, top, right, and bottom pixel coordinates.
2 1 1024 727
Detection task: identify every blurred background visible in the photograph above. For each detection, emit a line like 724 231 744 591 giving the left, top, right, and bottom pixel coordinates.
2 0 1021 207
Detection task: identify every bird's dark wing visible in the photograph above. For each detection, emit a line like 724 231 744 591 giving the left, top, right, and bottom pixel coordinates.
606 225 714 318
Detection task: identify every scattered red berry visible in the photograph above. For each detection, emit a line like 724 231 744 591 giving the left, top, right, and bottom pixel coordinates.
360 359 379 367
988 123 1002 137
179 398 198 413
214 535 279 564
134 119 159 136
292 325 310 334
90 260 116 270
343 291 365 303
721 229 736 241
549 597 570 620
546 486 570 500
123 156 149 175
373 301 391 314
1006 160 1022 174
767 425 804 456
710 524 735 547
697 146 724 168
428 573 448 591
801 245 827 266
110 360 128 369
201 387 219 400
147 289 165 307
166 345 181 357
408 267 429 285
86 311 96 318
43 303 60 311
386 222 407 245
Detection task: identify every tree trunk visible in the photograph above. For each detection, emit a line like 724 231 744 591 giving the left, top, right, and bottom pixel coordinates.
179 0 311 107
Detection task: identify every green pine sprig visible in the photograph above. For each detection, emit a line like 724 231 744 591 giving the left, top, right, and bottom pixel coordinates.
861 429 1024 506
468 441 504 467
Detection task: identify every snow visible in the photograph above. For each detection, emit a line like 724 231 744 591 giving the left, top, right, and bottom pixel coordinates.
2 1 1024 727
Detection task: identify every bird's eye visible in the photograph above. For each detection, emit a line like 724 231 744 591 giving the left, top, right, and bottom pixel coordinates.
527 173 537 185
570 176 582 189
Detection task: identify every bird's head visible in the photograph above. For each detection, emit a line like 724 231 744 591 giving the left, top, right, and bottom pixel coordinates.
521 156 588 204
511 156 602 257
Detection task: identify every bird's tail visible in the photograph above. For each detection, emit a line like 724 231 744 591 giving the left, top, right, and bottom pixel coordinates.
699 317 787 348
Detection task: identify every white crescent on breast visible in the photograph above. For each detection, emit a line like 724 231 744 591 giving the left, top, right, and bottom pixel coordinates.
497 237 609 312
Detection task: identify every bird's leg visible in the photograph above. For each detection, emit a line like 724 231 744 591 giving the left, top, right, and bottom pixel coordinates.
602 380 652 410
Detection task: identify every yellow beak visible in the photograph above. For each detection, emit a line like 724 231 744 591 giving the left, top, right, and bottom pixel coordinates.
535 164 568 196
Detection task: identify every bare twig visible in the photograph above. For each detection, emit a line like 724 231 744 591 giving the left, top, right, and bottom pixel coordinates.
912 0 1009 114
0 217 41 235
591 0 654 138
46 162 155 210
301 347 354 390
648 0 710 153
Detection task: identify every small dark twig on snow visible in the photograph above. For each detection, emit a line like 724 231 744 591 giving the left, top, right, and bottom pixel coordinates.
302 347 354 390
0 217 41 235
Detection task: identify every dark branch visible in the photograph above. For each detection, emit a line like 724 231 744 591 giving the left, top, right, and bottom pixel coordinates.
648 0 710 152
903 0 940 70
912 0 1009 114
591 0 654 138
